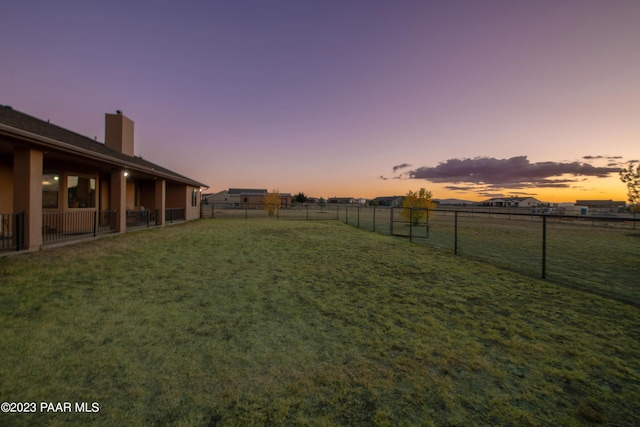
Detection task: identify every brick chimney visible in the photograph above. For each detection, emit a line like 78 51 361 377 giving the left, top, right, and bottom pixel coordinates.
105 110 134 156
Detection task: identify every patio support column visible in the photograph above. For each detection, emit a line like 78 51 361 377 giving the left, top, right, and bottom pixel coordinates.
154 179 165 225
13 147 43 250
111 170 127 233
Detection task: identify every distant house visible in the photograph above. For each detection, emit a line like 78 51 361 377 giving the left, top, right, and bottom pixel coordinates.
328 197 355 204
0 105 206 251
480 197 541 208
434 198 478 206
203 188 291 208
576 200 626 212
203 188 266 207
370 196 404 207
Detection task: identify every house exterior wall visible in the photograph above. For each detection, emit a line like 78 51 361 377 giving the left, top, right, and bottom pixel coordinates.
99 175 111 210
280 195 292 208
13 147 43 250
126 181 136 209
155 179 165 224
166 183 200 220
139 181 156 210
482 197 541 207
223 194 241 206
186 186 200 221
1 107 205 250
203 190 239 206
0 162 13 213
166 183 186 208
1 146 202 249
515 198 539 207
110 170 127 233
239 193 291 208
242 194 264 208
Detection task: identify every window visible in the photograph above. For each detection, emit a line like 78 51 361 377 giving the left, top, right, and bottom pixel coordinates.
192 189 198 207
68 176 96 208
42 173 60 209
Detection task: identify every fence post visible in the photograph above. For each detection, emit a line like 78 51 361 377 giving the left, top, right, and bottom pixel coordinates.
373 207 376 232
357 206 360 229
346 206 349 225
93 210 98 237
16 211 24 251
409 208 413 242
306 205 309 221
454 210 458 255
390 207 394 235
426 208 429 239
542 215 547 279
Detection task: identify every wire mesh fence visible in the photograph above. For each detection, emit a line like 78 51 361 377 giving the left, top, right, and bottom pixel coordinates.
0 212 24 251
200 203 340 220
201 203 639 305
339 206 640 306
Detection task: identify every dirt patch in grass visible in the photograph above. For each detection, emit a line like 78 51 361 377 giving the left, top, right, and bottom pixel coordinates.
0 219 638 425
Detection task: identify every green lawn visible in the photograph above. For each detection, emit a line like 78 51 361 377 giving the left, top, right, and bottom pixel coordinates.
340 207 640 305
0 219 638 426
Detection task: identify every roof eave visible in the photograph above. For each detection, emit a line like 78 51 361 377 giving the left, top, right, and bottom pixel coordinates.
0 122 207 188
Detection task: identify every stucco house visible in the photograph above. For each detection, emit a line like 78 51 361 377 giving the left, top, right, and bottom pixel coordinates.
575 200 626 212
328 197 355 204
203 188 291 208
203 188 267 207
480 196 541 208
370 196 404 207
0 105 206 251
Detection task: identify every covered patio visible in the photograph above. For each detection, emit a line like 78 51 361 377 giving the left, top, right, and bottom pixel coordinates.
0 106 206 251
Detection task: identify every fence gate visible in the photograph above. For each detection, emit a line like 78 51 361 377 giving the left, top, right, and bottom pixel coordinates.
390 207 433 241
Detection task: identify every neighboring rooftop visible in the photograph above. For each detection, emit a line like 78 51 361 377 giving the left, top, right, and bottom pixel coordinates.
228 188 268 195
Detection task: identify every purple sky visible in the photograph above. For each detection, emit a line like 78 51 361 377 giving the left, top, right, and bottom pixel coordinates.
2 0 639 202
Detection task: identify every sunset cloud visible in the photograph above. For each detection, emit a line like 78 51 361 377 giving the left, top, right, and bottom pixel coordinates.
583 155 623 160
404 156 621 188
392 163 412 173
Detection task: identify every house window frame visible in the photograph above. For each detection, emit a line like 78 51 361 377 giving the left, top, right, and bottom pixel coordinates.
42 172 60 209
191 188 198 207
67 174 97 209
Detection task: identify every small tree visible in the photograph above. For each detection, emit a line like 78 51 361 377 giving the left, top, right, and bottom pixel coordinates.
294 192 308 204
401 188 435 225
318 197 326 212
262 189 281 217
620 161 640 213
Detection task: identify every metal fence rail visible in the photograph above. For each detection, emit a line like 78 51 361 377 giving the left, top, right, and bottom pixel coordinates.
126 209 150 229
165 207 186 224
200 203 338 220
339 206 640 306
0 212 25 251
42 210 117 243
201 203 640 305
